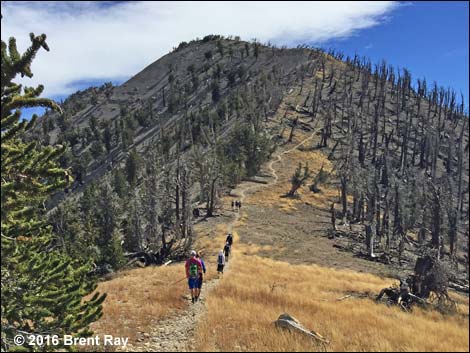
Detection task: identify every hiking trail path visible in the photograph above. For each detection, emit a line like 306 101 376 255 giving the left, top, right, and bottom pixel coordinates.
123 129 319 352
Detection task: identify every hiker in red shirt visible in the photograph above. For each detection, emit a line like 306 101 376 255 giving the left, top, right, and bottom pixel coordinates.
185 250 203 304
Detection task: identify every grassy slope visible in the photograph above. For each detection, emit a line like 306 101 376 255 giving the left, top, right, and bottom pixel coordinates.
89 57 469 352
89 222 228 345
89 265 186 342
192 88 469 350
90 136 469 351
193 225 469 352
89 142 469 352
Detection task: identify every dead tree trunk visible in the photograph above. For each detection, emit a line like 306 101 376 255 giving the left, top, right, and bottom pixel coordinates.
340 175 348 222
430 183 442 259
175 159 180 222
365 223 376 258
206 176 219 217
331 202 336 231
287 117 298 143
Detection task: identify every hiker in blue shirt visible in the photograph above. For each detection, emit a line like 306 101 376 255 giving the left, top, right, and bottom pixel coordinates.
195 251 206 301
185 250 203 304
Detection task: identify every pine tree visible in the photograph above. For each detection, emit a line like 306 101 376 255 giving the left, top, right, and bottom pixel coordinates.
103 123 113 152
253 41 260 60
94 182 124 269
125 148 141 187
112 168 128 198
309 164 329 193
287 162 311 197
211 81 221 103
142 156 161 250
191 145 221 217
1 28 106 351
122 191 144 252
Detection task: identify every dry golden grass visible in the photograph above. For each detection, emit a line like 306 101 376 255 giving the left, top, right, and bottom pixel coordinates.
194 252 469 352
90 220 229 345
206 127 469 351
90 265 187 343
91 79 469 352
246 147 337 212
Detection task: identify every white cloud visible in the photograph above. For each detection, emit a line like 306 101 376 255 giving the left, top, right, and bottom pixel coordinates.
1 1 399 97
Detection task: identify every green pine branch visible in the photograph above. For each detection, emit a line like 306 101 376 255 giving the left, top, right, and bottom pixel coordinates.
1 17 106 352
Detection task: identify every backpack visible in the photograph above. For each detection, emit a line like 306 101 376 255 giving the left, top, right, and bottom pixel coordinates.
218 254 224 264
189 261 199 278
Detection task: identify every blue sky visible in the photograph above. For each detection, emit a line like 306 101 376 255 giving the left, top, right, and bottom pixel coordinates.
2 1 468 119
323 1 469 107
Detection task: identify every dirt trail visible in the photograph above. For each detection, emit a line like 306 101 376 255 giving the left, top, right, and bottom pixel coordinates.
268 127 319 184
122 129 319 352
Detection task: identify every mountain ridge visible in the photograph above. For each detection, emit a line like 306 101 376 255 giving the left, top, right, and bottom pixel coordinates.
29 35 468 292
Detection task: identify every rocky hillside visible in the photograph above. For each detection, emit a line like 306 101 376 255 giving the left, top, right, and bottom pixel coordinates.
31 35 469 288
32 36 318 198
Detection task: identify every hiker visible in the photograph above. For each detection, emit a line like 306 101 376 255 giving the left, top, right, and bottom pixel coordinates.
185 250 203 304
231 200 235 210
193 208 200 218
238 200 242 210
226 233 233 246
217 250 225 274
235 200 239 212
224 242 231 262
195 251 207 302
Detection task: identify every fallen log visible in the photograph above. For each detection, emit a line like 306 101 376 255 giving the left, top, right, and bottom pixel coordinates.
274 313 329 344
298 121 314 131
241 177 269 185
288 104 314 116
336 294 352 301
125 251 160 266
125 257 146 268
449 281 469 294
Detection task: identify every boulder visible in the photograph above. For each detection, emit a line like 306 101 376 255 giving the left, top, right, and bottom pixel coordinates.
274 313 329 344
